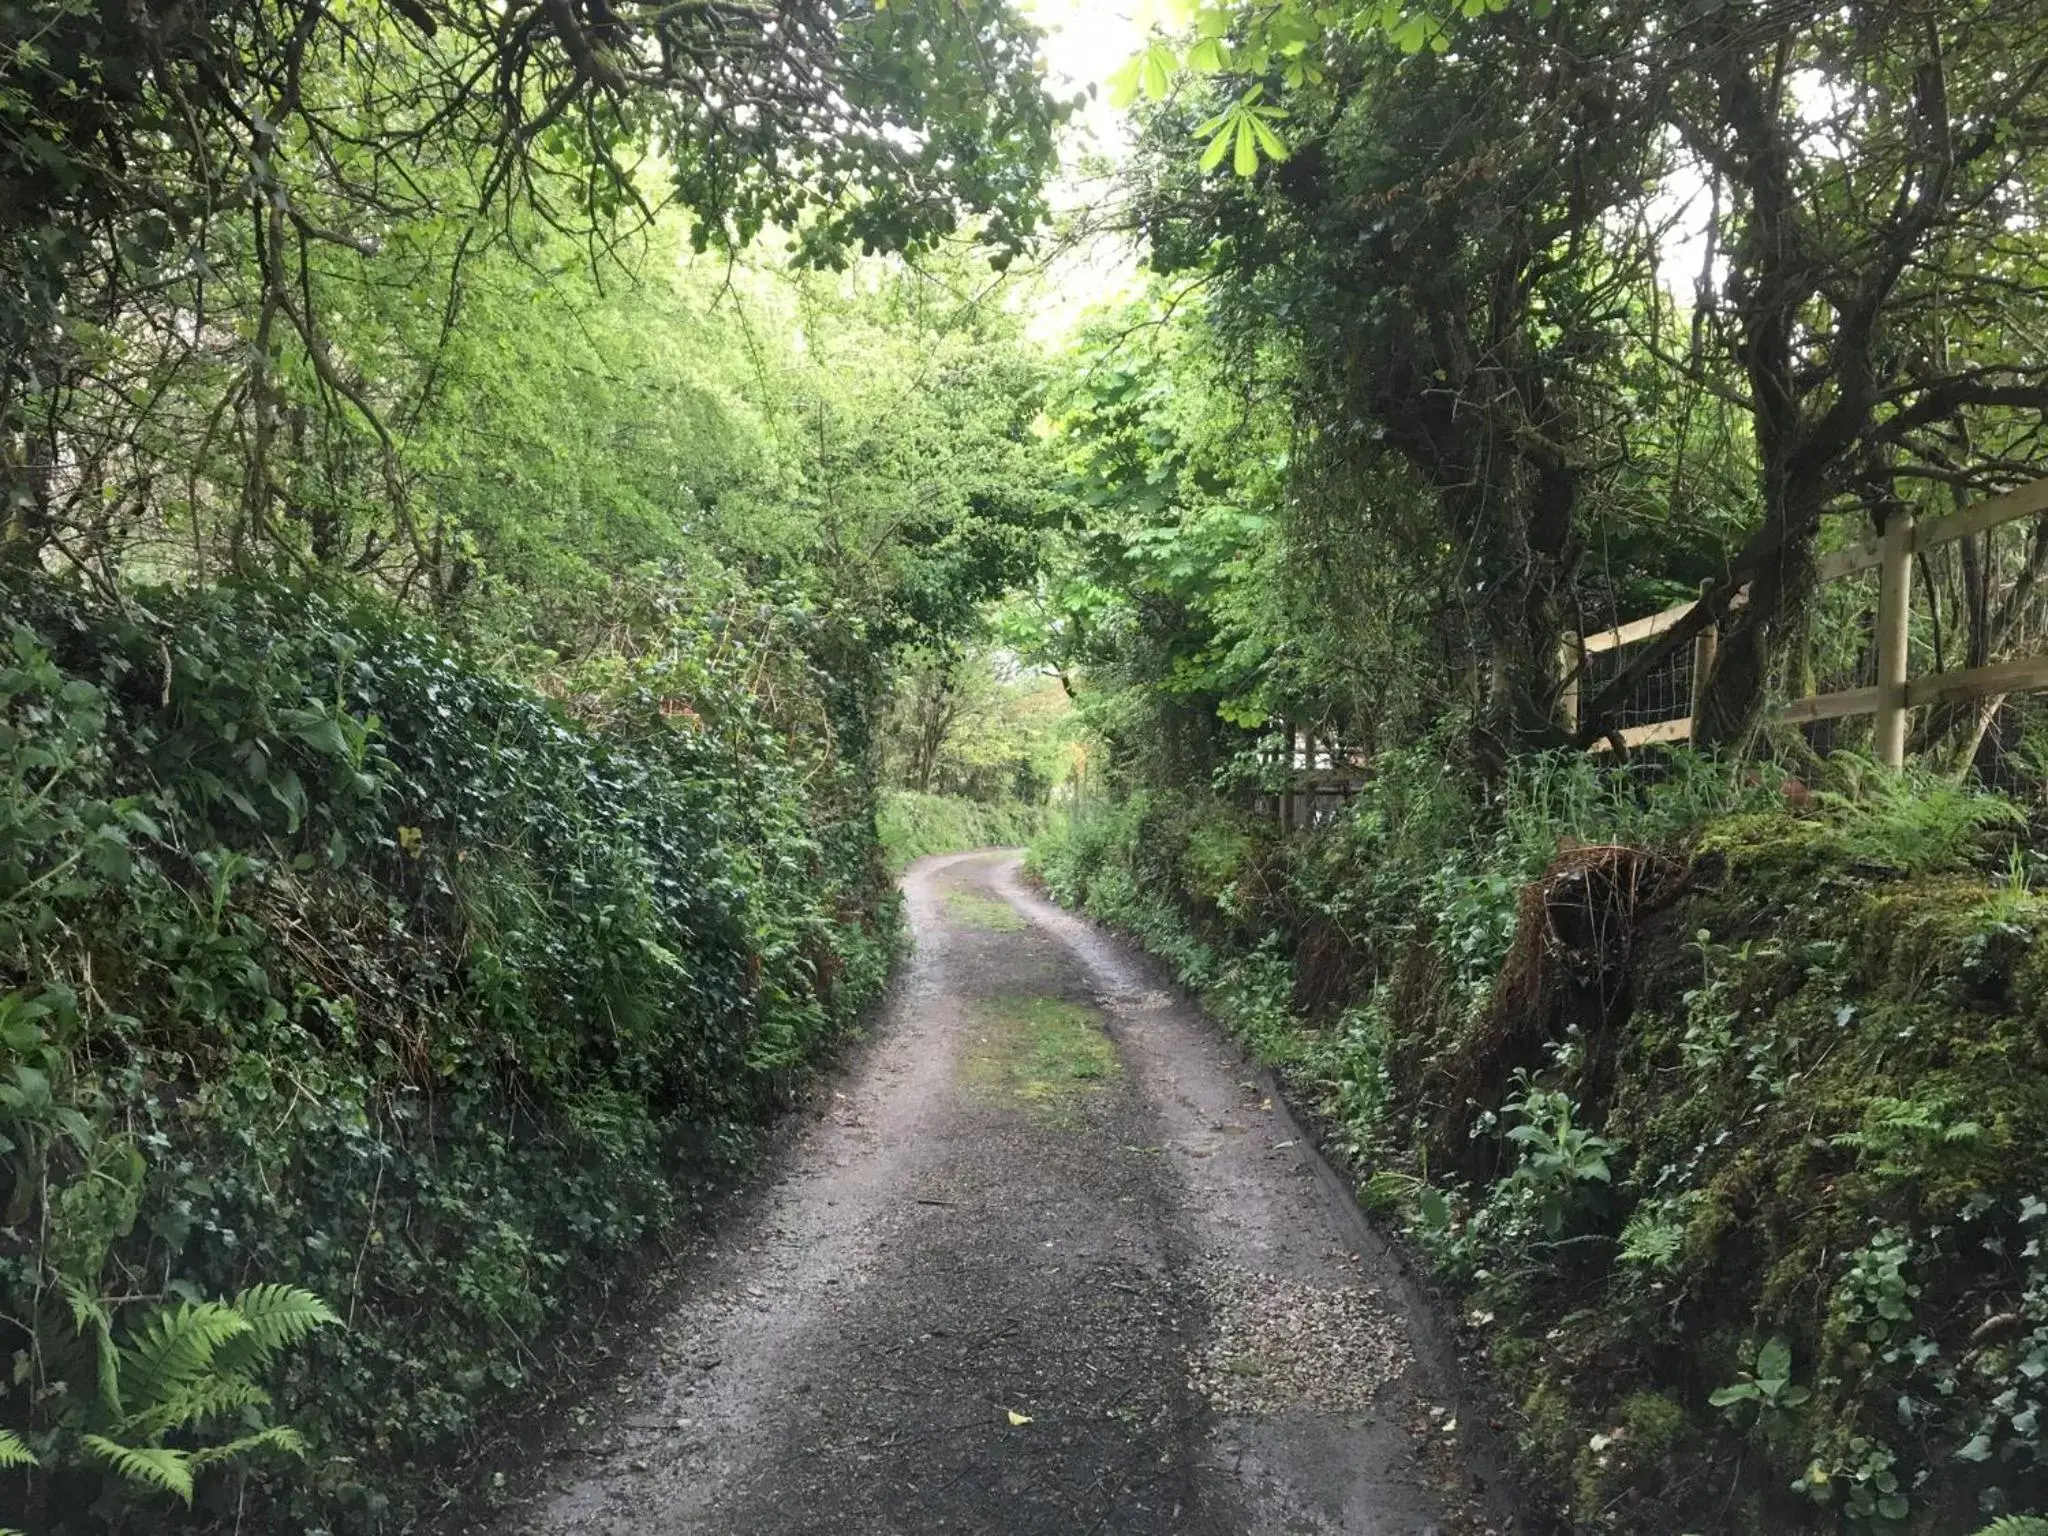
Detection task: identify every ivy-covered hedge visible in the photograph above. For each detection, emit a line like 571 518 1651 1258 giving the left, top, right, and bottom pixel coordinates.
876 789 1049 873
1034 754 2048 1534
0 574 895 1531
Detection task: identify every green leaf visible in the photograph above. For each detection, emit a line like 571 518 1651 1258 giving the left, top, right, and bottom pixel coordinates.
1105 57 1143 109
1233 118 1258 176
232 1283 342 1358
1200 125 1233 173
186 1424 306 1470
1248 115 1291 162
1756 1336 1795 1387
1139 43 1175 101
82 1438 195 1504
0 1430 38 1469
121 1301 249 1408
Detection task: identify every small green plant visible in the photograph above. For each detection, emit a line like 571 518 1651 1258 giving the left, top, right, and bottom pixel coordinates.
1796 1431 1910 1525
1616 1194 1698 1274
1812 757 2026 873
1833 1227 1920 1346
10 1283 338 1507
1710 1336 1812 1423
1499 1073 1614 1237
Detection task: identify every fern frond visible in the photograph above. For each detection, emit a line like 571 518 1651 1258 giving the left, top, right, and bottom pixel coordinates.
123 1376 271 1439
59 1276 110 1338
220 1284 341 1372
0 1430 38 1469
81 1436 195 1504
121 1302 248 1407
186 1424 307 1470
1975 1520 2048 1536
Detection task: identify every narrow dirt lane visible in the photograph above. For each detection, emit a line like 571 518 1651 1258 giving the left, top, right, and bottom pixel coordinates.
501 851 1517 1536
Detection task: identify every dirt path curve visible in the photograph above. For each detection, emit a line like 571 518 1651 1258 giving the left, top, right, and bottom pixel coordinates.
500 850 1520 1536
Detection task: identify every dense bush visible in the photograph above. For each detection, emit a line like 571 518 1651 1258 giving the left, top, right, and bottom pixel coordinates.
876 790 1049 873
1034 754 2048 1533
0 572 895 1531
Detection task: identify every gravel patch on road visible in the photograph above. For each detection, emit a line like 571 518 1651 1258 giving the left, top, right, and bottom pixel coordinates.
1192 1264 1412 1417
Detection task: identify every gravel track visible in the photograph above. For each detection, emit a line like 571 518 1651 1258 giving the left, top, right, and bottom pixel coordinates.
492 850 1524 1536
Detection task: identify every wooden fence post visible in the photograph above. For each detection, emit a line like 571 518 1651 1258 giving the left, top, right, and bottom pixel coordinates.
1689 579 1718 733
1874 512 1915 769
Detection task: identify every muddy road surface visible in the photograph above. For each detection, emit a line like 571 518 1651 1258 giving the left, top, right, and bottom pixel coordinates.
496 850 1521 1536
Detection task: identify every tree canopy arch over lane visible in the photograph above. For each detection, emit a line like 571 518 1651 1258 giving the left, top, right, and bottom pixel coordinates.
0 0 1070 588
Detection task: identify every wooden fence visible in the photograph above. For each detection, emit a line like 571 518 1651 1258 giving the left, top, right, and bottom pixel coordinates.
1562 473 2048 767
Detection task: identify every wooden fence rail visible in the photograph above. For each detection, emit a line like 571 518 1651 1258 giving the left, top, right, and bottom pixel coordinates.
1562 473 2048 767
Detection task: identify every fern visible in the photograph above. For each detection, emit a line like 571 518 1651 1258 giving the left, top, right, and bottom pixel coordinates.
1974 1519 2048 1536
1617 1209 1686 1271
81 1437 195 1504
119 1300 251 1410
0 1430 38 1536
34 1281 341 1505
61 1276 123 1415
186 1424 307 1470
122 1375 272 1439
0 1430 37 1469
214 1283 341 1374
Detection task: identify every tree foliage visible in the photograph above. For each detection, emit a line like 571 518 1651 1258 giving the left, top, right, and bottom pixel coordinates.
1064 0 2048 775
1 0 1070 592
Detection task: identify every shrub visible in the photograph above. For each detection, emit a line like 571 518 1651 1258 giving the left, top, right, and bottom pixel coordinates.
1 573 893 1530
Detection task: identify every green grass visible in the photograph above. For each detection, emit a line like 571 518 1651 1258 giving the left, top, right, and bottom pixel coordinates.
961 994 1120 1126
943 888 1028 931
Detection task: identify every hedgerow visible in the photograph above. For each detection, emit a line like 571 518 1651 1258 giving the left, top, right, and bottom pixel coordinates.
0 572 894 1531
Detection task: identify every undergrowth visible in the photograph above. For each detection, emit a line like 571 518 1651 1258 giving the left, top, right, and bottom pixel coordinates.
1033 748 2048 1533
877 789 1049 873
0 573 894 1531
